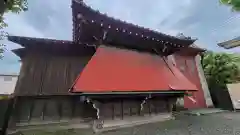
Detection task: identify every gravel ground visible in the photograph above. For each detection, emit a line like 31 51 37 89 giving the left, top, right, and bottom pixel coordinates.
15 112 240 135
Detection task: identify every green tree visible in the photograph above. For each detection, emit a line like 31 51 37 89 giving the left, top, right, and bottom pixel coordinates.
0 0 28 59
202 51 240 89
220 0 240 11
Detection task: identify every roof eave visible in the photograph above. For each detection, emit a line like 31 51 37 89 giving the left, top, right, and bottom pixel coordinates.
72 0 196 48
12 48 26 59
7 35 75 48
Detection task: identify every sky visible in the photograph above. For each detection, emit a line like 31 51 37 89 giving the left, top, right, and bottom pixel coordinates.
0 0 240 74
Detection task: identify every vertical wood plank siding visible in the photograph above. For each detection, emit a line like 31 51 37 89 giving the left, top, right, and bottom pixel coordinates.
98 98 169 120
11 96 173 125
11 48 176 126
14 51 92 96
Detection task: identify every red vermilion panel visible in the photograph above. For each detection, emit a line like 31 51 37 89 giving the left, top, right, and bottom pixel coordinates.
167 62 198 91
71 45 198 93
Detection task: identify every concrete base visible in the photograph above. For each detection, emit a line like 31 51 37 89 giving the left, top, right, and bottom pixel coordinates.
183 108 227 116
93 113 173 133
8 113 173 134
7 119 91 134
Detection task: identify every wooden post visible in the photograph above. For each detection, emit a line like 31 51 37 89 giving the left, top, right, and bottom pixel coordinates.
154 100 158 114
166 99 171 112
111 103 114 120
57 100 62 120
121 100 124 120
0 98 14 135
28 100 34 122
129 107 132 116
9 97 19 127
138 100 141 116
148 101 151 115
71 99 76 119
41 101 47 120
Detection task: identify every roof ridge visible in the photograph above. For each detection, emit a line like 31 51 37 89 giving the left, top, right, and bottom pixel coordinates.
73 0 196 42
8 35 73 43
0 73 19 76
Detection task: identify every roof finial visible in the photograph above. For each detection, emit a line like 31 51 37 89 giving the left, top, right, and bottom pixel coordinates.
73 0 83 3
162 45 167 52
77 13 83 19
103 30 108 40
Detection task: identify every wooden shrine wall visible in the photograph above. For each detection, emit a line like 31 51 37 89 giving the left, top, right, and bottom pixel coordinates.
14 51 92 96
11 48 177 126
9 96 96 125
99 98 171 120
10 96 174 126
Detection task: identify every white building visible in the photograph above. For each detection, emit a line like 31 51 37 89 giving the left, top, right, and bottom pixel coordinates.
227 83 240 110
218 36 240 49
0 74 18 95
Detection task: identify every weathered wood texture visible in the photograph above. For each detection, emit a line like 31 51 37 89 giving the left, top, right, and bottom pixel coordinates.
0 98 13 135
14 50 92 96
11 96 95 124
10 96 172 125
99 98 169 120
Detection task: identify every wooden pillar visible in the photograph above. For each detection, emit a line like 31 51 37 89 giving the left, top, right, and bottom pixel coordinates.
57 99 62 120
121 100 124 120
28 100 34 122
111 103 114 120
41 101 47 120
71 99 76 119
138 100 142 116
166 99 171 112
129 107 132 116
148 101 151 115
7 97 19 128
0 98 14 135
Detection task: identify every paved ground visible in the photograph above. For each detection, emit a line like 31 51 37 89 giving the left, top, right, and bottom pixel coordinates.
13 112 240 135
183 108 227 116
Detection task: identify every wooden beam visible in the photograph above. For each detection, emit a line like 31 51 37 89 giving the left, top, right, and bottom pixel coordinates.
80 91 186 95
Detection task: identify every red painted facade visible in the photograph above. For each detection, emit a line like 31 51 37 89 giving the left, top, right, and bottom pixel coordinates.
172 52 207 108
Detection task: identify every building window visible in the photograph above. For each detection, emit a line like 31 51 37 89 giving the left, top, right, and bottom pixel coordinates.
4 76 12 81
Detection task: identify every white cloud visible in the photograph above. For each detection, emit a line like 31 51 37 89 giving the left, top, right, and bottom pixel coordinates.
4 14 45 38
85 0 192 34
1 0 240 74
0 0 72 74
